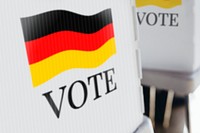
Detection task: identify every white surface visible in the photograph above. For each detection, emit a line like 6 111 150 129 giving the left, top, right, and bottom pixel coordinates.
0 0 143 133
136 0 200 72
134 116 154 133
189 87 200 133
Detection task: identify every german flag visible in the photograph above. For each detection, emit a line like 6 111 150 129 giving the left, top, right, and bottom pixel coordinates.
21 9 116 87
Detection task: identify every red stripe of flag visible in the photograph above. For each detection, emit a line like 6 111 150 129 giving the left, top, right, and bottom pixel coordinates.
25 23 114 65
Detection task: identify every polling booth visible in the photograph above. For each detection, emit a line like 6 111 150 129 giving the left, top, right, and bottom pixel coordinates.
136 0 200 129
136 0 200 73
0 0 153 133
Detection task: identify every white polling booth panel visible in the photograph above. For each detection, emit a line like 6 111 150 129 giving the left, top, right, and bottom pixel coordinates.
136 0 200 73
0 0 145 133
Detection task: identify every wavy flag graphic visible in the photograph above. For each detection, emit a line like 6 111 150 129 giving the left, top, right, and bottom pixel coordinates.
136 0 182 9
21 9 116 87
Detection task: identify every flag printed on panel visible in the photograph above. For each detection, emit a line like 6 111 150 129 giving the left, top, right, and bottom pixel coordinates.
21 9 116 87
136 0 182 8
